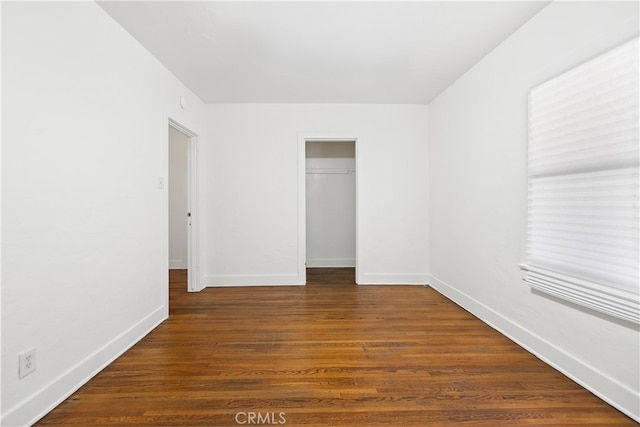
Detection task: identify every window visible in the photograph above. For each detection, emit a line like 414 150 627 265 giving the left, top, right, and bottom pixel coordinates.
522 37 639 323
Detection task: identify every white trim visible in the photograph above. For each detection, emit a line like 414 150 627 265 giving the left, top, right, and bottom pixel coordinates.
169 259 187 269
358 273 428 285
1 307 167 427
298 132 360 285
204 274 303 287
159 109 170 318
306 258 356 268
428 274 640 423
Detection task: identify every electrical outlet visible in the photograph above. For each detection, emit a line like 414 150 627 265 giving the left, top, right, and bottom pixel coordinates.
19 348 37 379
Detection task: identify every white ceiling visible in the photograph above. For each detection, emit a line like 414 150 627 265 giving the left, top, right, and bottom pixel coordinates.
98 1 550 104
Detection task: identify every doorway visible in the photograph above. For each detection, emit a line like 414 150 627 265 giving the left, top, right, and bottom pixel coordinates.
168 120 199 292
298 134 359 285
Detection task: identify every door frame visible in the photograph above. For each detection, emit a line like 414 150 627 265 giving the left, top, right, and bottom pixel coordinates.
297 132 359 285
168 118 200 292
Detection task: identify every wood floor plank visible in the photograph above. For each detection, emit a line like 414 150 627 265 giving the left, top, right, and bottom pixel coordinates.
36 268 635 426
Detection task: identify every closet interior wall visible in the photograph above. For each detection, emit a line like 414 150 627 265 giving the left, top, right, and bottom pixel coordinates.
305 141 356 268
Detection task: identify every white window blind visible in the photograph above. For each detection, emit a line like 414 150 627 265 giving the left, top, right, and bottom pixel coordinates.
523 37 639 323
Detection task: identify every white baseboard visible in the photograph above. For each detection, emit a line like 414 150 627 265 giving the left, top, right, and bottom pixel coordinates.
1 306 167 427
169 259 186 269
428 274 640 422
204 273 303 287
306 258 356 268
357 273 428 285
205 272 429 286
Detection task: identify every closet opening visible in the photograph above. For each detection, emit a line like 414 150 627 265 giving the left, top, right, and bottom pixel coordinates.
300 137 358 285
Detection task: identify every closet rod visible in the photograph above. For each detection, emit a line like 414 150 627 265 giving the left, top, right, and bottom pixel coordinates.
306 168 355 175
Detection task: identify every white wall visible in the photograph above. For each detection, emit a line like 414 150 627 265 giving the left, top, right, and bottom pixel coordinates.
1 2 205 425
306 141 356 268
428 1 639 420
205 104 429 285
169 126 189 269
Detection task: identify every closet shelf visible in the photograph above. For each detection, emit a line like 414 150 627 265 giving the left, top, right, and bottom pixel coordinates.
306 168 355 175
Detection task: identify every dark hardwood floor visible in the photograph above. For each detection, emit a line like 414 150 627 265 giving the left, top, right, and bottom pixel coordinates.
36 268 635 426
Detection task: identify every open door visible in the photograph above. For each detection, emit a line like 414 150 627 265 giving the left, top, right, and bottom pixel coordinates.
168 119 199 292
